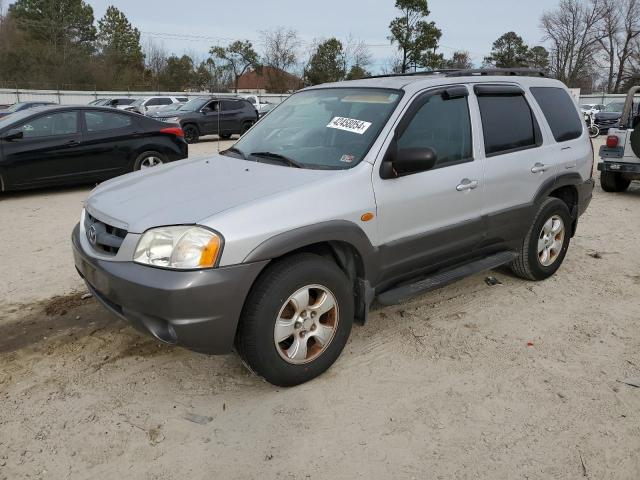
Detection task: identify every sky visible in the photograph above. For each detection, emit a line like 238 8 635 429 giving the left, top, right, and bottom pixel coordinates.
9 0 562 71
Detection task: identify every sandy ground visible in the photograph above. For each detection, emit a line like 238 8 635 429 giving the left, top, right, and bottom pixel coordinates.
1 138 639 480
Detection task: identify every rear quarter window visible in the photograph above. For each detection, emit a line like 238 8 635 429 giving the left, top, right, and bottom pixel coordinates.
531 87 583 142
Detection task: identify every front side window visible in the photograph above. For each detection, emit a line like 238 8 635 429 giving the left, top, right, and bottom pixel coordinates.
477 93 540 156
398 93 472 168
531 87 583 142
232 88 402 169
85 111 133 132
19 112 78 138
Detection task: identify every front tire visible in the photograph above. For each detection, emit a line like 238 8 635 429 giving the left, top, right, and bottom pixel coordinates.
600 171 630 192
236 253 354 387
511 197 572 281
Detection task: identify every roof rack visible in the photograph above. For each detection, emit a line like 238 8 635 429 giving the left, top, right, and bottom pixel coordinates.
446 68 546 78
365 68 546 80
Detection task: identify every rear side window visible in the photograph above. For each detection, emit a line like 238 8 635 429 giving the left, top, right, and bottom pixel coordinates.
222 100 244 111
477 93 540 156
85 111 133 132
531 87 583 142
147 98 172 106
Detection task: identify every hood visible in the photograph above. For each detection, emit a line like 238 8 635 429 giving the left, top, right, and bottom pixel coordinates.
85 154 336 233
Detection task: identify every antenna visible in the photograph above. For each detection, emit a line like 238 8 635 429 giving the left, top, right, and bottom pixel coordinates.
217 99 221 153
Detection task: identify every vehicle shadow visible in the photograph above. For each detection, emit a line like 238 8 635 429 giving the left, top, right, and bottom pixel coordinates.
0 183 93 200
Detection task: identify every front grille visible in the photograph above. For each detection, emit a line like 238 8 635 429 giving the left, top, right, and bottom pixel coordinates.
84 212 127 255
597 118 619 127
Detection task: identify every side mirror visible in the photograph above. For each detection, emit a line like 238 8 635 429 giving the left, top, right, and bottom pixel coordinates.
2 129 23 141
381 147 438 179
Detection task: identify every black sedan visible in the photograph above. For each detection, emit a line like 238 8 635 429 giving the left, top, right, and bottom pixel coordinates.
150 96 258 144
0 106 187 191
0 101 56 119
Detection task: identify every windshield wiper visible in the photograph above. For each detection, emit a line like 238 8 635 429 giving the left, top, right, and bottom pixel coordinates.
222 146 247 159
250 151 303 168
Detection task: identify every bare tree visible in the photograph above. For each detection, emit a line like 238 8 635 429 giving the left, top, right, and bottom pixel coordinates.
612 0 640 92
144 39 167 89
344 35 373 79
541 0 606 88
261 27 300 93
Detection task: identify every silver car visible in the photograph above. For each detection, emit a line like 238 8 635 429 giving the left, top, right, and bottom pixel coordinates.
72 69 594 386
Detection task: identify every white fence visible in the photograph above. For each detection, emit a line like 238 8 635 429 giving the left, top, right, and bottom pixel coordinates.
0 88 289 106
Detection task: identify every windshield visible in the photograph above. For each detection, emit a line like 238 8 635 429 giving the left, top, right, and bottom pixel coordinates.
177 97 210 112
232 88 402 169
131 98 146 106
604 103 624 113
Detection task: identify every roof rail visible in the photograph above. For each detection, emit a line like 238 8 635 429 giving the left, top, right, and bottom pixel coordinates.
445 68 546 78
365 69 462 80
364 68 546 80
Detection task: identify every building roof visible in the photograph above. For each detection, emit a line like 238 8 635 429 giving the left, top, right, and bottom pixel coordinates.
237 67 302 92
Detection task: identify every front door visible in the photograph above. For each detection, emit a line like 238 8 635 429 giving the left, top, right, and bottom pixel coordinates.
201 100 221 135
372 86 485 284
2 110 85 187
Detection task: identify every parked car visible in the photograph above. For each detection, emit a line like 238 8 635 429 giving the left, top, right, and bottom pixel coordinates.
242 94 272 114
0 105 187 191
258 102 277 118
72 69 593 386
125 96 189 115
597 85 640 192
580 103 605 115
594 101 639 133
150 96 258 143
0 101 56 119
88 97 137 109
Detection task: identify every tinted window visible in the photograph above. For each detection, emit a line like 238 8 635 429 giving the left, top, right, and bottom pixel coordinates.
85 111 133 132
222 100 244 111
477 94 539 156
398 94 472 167
177 97 188 102
19 112 78 138
115 98 135 106
531 87 583 142
147 98 172 106
204 101 219 112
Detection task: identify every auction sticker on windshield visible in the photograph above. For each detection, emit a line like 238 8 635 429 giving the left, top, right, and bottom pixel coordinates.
327 117 372 135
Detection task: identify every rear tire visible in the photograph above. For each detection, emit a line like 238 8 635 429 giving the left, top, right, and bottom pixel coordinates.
133 151 166 171
183 124 199 144
511 197 572 281
219 133 232 140
600 171 631 192
588 125 600 138
236 253 354 387
241 121 253 135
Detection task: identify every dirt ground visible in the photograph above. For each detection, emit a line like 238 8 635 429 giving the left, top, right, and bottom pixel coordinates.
1 138 639 480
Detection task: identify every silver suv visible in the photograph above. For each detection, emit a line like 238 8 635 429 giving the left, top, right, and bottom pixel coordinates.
72 69 594 386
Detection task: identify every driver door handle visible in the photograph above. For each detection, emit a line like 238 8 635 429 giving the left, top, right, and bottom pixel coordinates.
456 179 479 192
531 163 549 174
65 139 80 147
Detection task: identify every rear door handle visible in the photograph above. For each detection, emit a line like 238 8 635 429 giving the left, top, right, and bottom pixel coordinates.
65 139 80 147
531 163 549 174
456 179 479 192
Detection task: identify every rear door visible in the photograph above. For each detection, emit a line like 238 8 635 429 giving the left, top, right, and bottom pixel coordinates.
220 100 245 134
80 110 139 176
2 110 85 186
473 84 557 249
530 86 590 175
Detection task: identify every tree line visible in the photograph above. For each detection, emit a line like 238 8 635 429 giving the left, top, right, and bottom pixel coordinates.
0 0 639 94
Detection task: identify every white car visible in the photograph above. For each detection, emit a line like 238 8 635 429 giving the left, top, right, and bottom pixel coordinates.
242 94 273 114
125 96 189 115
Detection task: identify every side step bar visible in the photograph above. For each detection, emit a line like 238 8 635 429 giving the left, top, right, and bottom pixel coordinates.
377 251 518 306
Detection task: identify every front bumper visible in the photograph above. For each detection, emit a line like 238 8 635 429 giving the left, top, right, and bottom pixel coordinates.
72 224 268 354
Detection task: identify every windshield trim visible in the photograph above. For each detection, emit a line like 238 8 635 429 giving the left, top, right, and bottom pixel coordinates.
236 86 405 171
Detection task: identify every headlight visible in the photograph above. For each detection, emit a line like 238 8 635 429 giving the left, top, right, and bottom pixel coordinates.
134 226 222 270
164 117 180 124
